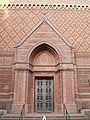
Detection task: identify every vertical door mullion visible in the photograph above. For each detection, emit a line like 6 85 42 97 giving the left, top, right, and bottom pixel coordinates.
35 80 38 112
43 79 46 111
51 80 53 111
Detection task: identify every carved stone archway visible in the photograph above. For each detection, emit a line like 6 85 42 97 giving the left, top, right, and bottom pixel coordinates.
28 43 61 113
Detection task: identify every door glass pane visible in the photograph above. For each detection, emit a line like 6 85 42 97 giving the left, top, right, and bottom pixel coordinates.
35 77 53 112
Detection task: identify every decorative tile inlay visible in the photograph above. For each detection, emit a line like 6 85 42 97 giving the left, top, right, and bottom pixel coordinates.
0 7 90 52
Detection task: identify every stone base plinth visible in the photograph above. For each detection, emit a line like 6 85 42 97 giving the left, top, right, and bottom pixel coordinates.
12 103 24 114
65 104 78 113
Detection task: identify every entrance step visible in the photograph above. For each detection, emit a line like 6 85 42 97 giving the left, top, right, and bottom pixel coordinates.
0 114 89 120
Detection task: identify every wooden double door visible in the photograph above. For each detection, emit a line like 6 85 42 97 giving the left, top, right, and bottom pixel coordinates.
35 77 54 112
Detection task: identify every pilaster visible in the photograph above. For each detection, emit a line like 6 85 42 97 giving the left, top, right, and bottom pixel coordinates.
62 64 77 113
12 67 29 114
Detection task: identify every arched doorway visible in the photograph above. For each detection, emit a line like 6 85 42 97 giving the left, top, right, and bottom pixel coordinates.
28 43 61 113
12 20 77 114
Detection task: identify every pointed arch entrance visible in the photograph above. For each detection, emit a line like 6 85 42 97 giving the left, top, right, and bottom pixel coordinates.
12 20 77 114
28 43 61 113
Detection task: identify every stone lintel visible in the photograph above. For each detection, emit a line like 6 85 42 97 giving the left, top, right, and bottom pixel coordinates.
59 63 75 71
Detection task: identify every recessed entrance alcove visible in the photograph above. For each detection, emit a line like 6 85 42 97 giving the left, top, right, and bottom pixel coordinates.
28 43 60 113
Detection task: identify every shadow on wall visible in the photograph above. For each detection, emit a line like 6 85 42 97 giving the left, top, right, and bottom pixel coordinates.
0 99 13 115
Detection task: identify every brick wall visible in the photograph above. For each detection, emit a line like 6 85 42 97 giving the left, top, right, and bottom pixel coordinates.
0 6 90 111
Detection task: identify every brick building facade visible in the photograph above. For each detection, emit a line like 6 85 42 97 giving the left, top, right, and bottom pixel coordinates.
0 1 90 114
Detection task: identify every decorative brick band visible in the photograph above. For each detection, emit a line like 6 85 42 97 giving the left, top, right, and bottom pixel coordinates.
0 4 90 10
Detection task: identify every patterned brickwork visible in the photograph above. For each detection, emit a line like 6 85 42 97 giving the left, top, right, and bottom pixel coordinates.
0 70 12 93
77 68 90 99
0 5 90 112
0 8 90 52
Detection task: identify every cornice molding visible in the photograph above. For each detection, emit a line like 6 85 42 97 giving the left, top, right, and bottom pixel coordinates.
0 4 90 10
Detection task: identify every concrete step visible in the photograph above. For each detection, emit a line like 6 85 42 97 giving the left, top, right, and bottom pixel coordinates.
0 114 89 120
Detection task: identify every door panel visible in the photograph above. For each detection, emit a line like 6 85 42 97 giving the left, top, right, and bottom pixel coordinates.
35 77 54 112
